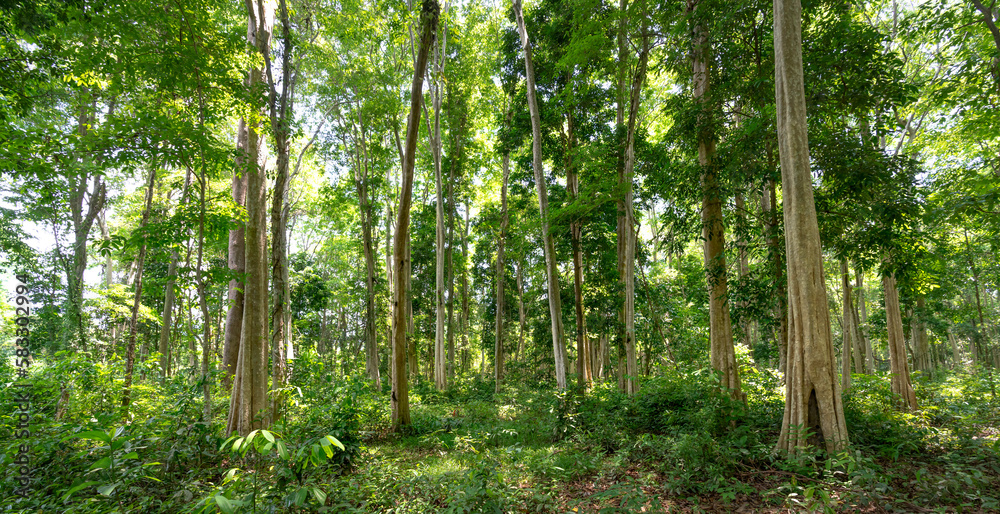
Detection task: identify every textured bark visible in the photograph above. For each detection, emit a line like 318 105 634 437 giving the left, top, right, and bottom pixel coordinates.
514 0 567 389
495 152 510 393
266 0 295 424
393 0 437 429
227 0 272 436
774 0 849 454
763 176 788 373
691 0 740 399
223 123 250 390
568 135 589 388
883 274 918 411
121 166 157 418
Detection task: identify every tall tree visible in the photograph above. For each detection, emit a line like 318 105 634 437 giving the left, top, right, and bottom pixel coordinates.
393 0 439 430
774 0 849 454
514 0 568 390
689 0 741 399
227 0 273 436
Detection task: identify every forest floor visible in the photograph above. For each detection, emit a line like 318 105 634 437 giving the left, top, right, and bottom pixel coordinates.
2 358 999 513
314 369 1000 513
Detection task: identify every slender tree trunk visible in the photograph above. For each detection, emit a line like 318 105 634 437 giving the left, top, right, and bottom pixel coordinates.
514 0 567 389
495 152 510 393
431 17 448 391
883 273 918 411
227 0 272 436
121 166 157 417
567 119 589 388
446 159 456 383
840 258 854 392
912 296 931 376
159 250 179 379
855 265 874 373
393 0 437 429
773 0 849 454
461 200 470 373
691 0 740 399
516 258 526 361
948 325 961 369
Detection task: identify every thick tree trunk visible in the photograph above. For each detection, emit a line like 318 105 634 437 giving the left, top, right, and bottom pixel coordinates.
774 0 849 454
515 0 567 389
393 0 437 429
266 0 294 425
121 166 157 418
227 0 272 436
691 0 740 399
223 127 250 390
883 273 918 411
495 153 510 393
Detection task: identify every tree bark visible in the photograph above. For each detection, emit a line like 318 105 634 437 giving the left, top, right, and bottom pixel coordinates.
691 0 741 399
431 15 448 391
227 0 273 436
393 0 438 429
774 0 849 454
159 250 179 379
912 296 931 375
883 273 918 411
514 0 568 389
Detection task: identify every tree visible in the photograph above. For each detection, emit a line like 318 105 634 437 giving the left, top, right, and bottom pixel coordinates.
513 0 568 390
227 0 273 436
393 0 439 430
773 0 848 455
689 0 741 400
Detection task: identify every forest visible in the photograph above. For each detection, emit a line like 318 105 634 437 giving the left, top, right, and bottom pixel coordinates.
1 0 999 511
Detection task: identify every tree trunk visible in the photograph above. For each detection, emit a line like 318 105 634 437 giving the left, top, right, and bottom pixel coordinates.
446 157 456 383
265 0 295 425
912 296 931 376
223 128 250 390
461 199 471 373
121 166 157 418
855 265 874 373
567 119 589 388
691 0 741 399
431 17 448 391
883 273 918 411
516 258 526 361
514 0 567 389
496 152 510 393
227 0 272 436
840 258 854 392
948 325 961 369
159 250 179 379
773 0 849 454
616 0 649 395
393 0 437 429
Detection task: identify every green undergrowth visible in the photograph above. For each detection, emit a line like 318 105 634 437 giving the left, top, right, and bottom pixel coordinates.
1 356 998 512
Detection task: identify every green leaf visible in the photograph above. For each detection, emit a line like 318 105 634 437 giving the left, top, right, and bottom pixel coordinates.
261 430 275 443
97 482 119 496
215 494 235 514
312 487 327 505
89 457 112 470
122 451 139 460
62 481 101 501
76 430 112 444
325 435 345 452
276 440 289 460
